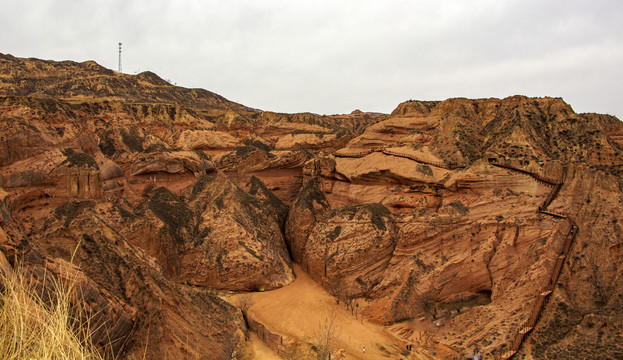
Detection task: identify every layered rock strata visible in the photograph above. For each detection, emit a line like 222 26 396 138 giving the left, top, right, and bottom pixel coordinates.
1 54 622 359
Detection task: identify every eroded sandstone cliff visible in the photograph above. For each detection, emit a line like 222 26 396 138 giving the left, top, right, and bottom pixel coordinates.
1 54 622 359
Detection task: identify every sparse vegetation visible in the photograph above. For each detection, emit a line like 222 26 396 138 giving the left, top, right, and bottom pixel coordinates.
61 148 99 169
189 174 216 200
0 266 105 360
446 200 470 216
243 139 272 152
282 343 315 360
120 128 143 152
247 176 289 227
416 291 437 318
236 294 254 316
314 315 340 360
416 164 433 176
326 225 342 242
233 145 262 158
98 131 116 156
294 178 329 212
141 183 155 197
147 187 194 242
412 252 432 271
54 200 95 227
113 202 136 221
367 203 392 231
232 339 254 360
325 203 392 231
142 143 168 153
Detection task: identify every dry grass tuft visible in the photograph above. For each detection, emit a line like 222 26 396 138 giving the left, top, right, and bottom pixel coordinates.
0 264 105 360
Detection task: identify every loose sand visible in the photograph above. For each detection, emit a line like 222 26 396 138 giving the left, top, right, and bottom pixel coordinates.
231 265 449 359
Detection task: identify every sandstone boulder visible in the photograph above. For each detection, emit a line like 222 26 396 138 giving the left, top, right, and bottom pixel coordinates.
99 159 124 180
335 151 449 185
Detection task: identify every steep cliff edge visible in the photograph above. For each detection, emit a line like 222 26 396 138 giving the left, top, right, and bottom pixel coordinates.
285 97 623 358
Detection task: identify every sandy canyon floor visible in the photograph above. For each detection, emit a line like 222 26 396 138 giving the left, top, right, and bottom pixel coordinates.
231 265 455 359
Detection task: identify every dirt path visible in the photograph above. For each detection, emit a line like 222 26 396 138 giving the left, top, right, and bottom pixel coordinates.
249 332 281 360
234 265 412 360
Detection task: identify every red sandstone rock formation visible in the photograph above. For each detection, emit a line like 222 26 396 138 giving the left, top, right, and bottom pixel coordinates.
1 53 622 359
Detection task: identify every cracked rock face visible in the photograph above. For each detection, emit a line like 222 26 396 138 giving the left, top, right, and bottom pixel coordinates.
1 54 623 359
182 172 294 290
302 203 397 298
1 200 247 360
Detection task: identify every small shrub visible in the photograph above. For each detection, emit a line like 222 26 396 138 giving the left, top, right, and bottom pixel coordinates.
236 294 254 315
120 128 143 152
61 149 99 169
446 200 469 216
315 315 340 360
233 340 254 360
54 201 95 227
416 164 433 176
327 226 342 242
98 131 116 156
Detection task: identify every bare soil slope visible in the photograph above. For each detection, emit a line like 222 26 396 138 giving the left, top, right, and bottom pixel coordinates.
233 265 454 360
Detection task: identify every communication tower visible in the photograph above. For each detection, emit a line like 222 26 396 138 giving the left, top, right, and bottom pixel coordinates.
118 42 122 73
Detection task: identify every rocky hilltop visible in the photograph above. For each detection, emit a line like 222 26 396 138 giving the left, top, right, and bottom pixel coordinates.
1 53 622 359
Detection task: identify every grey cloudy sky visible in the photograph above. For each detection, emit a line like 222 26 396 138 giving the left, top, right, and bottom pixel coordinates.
2 0 622 118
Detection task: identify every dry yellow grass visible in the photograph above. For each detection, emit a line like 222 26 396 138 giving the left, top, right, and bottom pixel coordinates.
0 264 104 360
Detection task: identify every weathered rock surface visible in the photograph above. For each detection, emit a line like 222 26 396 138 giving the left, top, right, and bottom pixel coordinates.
176 129 241 150
119 172 294 291
284 97 623 358
0 200 247 360
519 164 623 359
285 178 330 262
275 132 342 149
129 150 215 176
182 172 294 290
302 203 397 298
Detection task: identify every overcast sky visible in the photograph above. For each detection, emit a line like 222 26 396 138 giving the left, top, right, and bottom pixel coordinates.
2 0 622 118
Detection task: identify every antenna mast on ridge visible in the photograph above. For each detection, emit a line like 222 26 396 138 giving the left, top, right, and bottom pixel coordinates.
118 42 122 73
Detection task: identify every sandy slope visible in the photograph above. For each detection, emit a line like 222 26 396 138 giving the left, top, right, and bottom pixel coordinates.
234 265 415 359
